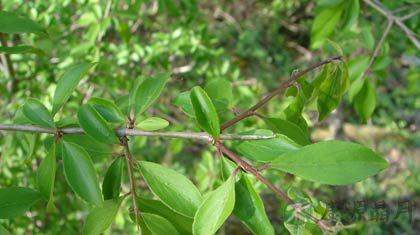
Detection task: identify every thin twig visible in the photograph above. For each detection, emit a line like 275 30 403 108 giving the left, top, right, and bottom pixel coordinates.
363 0 420 50
220 56 342 131
0 124 275 140
120 136 140 231
400 9 420 21
215 141 332 232
0 33 17 92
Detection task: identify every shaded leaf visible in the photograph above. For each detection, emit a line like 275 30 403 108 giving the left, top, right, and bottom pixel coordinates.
264 118 310 146
0 45 44 55
83 198 123 235
354 79 376 122
22 98 55 129
341 0 359 31
133 73 169 116
137 117 169 131
193 175 235 235
37 144 57 212
284 90 308 132
77 104 118 145
102 158 124 200
62 141 103 205
138 161 202 218
89 97 125 123
0 187 41 219
0 11 46 35
142 213 181 235
0 224 11 235
270 141 388 185
204 79 233 113
174 91 195 117
190 86 220 138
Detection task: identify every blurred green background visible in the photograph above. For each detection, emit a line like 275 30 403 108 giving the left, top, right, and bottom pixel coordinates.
0 0 419 234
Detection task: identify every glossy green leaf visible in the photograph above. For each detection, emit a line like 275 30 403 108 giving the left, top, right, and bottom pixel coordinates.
142 213 181 235
133 73 169 116
174 91 195 117
0 187 42 219
82 198 123 235
138 161 202 217
341 0 359 31
236 134 301 162
193 175 235 235
0 11 47 35
270 141 388 185
190 86 220 138
311 4 344 48
354 79 376 122
136 197 193 235
264 118 310 146
62 141 103 205
37 144 56 212
22 98 55 129
52 63 94 115
102 158 124 200
89 97 125 123
0 45 44 55
204 79 233 113
77 104 118 145
137 117 169 131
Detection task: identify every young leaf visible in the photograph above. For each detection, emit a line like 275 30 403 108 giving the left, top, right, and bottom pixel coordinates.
22 98 55 129
236 134 301 162
138 161 202 218
173 91 195 117
136 197 194 235
193 175 235 235
62 141 103 205
0 187 42 219
37 144 57 211
52 63 94 115
142 213 181 235
0 11 47 35
89 97 125 123
102 158 124 200
270 141 388 185
190 86 220 138
204 79 233 113
137 117 169 131
264 118 310 146
133 73 169 116
77 104 118 145
311 3 344 48
82 198 123 235
354 80 376 122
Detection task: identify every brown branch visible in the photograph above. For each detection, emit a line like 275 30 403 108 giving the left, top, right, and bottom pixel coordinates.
120 136 140 231
215 141 332 232
0 32 17 92
220 56 342 132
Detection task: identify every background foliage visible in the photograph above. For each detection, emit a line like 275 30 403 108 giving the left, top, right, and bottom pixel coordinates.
0 0 419 234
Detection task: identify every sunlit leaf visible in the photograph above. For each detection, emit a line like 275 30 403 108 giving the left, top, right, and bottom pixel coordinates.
190 86 220 138
82 198 123 235
0 11 47 35
133 73 169 116
142 213 181 235
137 117 169 131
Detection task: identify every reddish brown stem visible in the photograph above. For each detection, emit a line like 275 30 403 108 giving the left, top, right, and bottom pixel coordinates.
220 56 342 131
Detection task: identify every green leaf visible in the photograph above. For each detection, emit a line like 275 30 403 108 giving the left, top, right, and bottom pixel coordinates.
37 144 56 212
264 118 310 146
89 97 125 123
193 175 235 235
138 161 202 218
234 174 274 235
0 187 42 219
204 79 233 113
0 45 44 55
115 95 130 116
284 222 312 235
347 56 369 82
354 79 376 122
82 198 123 235
62 141 103 205
22 98 55 129
142 213 181 235
236 134 301 162
136 197 193 235
311 4 344 48
0 11 47 35
284 90 308 132
174 91 195 117
102 158 124 200
270 141 388 185
137 117 169 131
317 62 348 121
190 86 220 138
133 73 169 116
77 104 118 145
52 63 94 115
0 224 11 235
341 0 359 31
